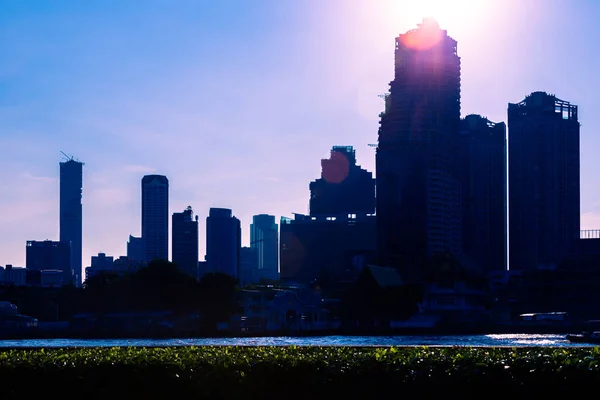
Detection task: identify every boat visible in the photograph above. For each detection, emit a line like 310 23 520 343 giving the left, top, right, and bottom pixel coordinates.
566 331 600 344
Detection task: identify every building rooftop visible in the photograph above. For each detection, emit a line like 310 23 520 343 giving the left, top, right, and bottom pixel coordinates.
142 174 168 184
366 265 404 287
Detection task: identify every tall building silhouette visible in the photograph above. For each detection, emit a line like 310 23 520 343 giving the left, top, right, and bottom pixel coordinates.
206 208 241 278
459 115 507 272
508 91 580 270
250 214 279 281
127 235 145 262
59 157 83 286
25 240 71 286
172 206 199 278
280 145 377 284
239 246 258 286
280 213 376 283
141 175 169 262
376 19 462 280
309 146 375 215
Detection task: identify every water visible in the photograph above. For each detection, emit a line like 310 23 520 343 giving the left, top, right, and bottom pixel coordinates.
0 334 592 347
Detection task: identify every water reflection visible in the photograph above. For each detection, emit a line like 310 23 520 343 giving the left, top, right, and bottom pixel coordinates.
0 334 592 347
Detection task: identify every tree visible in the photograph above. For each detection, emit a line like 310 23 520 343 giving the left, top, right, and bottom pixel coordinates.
80 260 202 314
82 271 122 313
341 267 421 330
197 273 239 332
128 259 200 312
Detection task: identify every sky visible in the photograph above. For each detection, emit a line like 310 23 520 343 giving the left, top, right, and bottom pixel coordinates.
1 0 600 268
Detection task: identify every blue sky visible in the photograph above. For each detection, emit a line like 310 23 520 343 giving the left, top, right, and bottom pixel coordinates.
1 0 599 267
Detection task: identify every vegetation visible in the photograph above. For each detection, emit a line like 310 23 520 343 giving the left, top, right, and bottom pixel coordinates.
0 346 597 397
0 260 239 323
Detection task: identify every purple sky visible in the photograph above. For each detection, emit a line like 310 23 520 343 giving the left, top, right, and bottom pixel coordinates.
1 0 599 268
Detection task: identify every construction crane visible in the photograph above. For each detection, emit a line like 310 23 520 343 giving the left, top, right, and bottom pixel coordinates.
60 151 73 162
60 151 85 165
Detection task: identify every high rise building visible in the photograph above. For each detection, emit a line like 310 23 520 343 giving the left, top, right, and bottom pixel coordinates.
280 145 377 284
127 235 145 263
172 206 199 279
91 252 114 268
309 146 376 216
459 115 507 273
84 252 114 282
198 260 208 280
508 91 580 271
206 208 241 278
141 175 169 262
280 213 376 283
239 246 258 287
250 214 279 281
25 240 71 286
376 19 462 280
59 157 83 286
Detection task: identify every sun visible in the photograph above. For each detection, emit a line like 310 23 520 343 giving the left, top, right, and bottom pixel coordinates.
391 0 488 31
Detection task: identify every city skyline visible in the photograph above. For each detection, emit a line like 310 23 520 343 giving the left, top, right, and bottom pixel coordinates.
2 0 600 267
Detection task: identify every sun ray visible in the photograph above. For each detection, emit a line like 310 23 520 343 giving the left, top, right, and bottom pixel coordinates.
390 0 489 32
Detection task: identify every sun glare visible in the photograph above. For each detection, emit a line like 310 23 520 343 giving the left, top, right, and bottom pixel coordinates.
392 0 488 31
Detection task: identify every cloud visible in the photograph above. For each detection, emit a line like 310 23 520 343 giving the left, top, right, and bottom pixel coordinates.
0 198 58 266
86 187 136 208
262 177 281 182
21 171 56 183
0 198 56 226
122 164 157 174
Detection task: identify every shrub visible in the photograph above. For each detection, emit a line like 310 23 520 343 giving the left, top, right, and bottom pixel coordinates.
0 346 597 398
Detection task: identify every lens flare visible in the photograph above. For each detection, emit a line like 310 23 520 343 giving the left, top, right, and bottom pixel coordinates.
399 18 444 50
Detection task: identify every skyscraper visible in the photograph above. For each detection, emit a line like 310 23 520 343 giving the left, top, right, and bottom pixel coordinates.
508 92 580 271
172 206 199 279
376 19 462 280
250 214 279 281
459 115 507 273
309 146 375 216
59 156 83 286
206 208 241 278
141 175 169 262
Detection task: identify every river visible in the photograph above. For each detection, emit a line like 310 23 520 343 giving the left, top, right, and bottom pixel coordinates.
0 334 592 347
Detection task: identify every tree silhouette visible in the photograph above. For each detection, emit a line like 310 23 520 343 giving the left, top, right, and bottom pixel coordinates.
197 273 239 332
128 259 200 313
79 260 202 314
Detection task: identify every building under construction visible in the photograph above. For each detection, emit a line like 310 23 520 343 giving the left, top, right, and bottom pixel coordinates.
59 154 83 286
376 19 462 281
